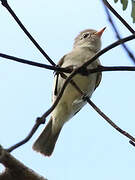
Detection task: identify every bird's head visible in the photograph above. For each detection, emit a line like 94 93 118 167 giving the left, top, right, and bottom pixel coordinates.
73 27 106 52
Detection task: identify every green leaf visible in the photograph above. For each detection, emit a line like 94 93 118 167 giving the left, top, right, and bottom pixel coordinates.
114 0 128 10
121 0 128 10
131 0 135 23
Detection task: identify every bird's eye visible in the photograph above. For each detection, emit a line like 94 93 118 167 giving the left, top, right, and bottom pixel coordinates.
82 33 89 39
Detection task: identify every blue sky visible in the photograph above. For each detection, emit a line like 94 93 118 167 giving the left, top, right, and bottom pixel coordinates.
0 0 135 179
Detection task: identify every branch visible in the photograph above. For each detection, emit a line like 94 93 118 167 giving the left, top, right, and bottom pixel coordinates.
0 53 71 73
102 1 135 64
102 0 135 34
87 65 135 74
7 117 46 152
87 99 135 143
0 0 55 66
0 145 47 180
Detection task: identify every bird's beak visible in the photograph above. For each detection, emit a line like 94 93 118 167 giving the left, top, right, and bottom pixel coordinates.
96 27 106 37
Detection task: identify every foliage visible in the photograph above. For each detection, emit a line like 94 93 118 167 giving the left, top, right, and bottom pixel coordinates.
131 0 135 22
114 0 135 22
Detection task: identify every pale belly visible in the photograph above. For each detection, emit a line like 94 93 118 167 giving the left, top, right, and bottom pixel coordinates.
51 72 97 129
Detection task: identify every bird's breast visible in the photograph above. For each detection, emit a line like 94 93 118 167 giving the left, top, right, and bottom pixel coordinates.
52 72 97 123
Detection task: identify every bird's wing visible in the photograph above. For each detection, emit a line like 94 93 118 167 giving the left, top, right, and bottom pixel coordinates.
95 70 102 90
52 55 67 102
57 55 66 67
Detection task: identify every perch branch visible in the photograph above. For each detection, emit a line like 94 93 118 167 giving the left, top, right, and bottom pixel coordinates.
0 53 71 73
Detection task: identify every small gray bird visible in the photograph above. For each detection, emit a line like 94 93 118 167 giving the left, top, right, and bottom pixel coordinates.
33 27 105 156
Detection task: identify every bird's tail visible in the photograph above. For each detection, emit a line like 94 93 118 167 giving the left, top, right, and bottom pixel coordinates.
33 118 61 156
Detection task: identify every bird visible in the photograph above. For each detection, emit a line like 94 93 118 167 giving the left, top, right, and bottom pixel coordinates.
33 27 105 156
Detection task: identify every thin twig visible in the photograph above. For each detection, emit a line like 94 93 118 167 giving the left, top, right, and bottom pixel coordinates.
102 2 135 64
102 0 135 34
2 53 135 74
0 0 55 66
7 117 46 152
0 53 71 73
129 140 135 146
87 65 135 74
87 99 135 142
